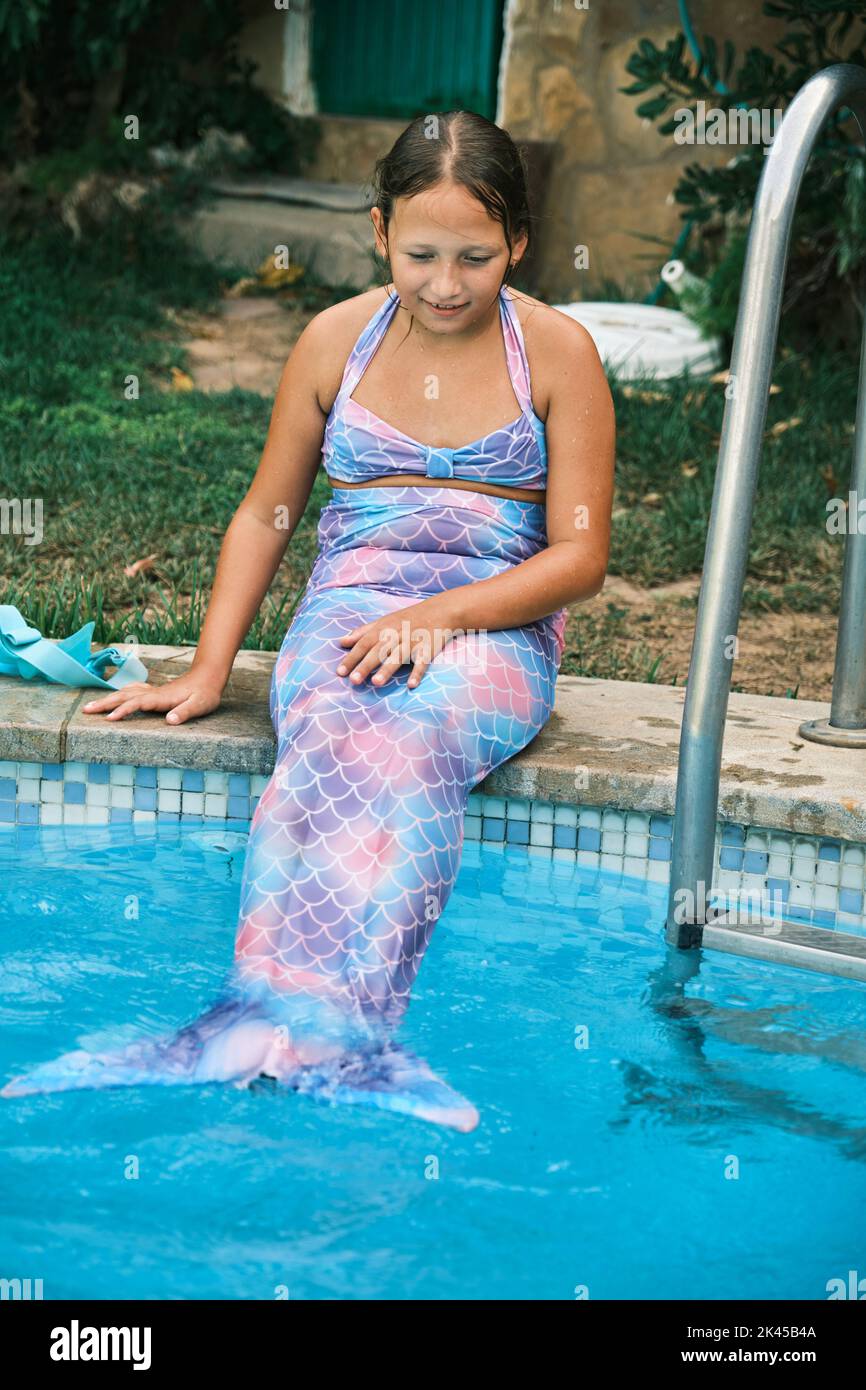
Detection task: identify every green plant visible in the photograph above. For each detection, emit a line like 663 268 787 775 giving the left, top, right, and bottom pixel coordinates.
621 3 866 348
0 0 317 174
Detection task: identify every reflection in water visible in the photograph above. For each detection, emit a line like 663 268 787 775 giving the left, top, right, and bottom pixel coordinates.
608 948 866 1164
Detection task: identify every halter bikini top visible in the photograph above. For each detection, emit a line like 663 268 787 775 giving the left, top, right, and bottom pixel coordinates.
322 286 548 491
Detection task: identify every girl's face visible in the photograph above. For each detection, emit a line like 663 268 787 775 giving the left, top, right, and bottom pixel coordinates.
370 179 527 330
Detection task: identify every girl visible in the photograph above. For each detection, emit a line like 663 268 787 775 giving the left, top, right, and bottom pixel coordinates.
4 112 615 1130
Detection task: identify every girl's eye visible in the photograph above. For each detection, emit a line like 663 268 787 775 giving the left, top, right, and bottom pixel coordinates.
406 253 493 264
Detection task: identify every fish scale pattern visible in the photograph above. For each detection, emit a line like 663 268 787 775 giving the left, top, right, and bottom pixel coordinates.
2 293 566 1132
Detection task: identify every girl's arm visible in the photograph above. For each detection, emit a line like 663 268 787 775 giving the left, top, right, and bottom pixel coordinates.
338 313 615 687
82 311 334 722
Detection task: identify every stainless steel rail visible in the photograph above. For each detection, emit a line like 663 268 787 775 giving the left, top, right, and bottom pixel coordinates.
666 64 866 949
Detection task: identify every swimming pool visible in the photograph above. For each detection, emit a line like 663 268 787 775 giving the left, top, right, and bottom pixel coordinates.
1 820 864 1300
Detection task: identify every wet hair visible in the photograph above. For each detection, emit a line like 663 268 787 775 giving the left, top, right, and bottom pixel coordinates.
369 110 533 308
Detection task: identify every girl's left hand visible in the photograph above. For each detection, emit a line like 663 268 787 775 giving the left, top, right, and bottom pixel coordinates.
336 600 459 688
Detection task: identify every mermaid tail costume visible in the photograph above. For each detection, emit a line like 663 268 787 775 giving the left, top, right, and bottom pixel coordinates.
3 287 566 1131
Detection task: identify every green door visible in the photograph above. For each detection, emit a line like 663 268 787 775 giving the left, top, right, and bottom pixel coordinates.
311 0 505 120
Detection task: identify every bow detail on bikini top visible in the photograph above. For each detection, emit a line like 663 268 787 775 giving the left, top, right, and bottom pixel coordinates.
322 287 548 491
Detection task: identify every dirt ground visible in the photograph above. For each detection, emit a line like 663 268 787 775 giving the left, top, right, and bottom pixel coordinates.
166 294 838 703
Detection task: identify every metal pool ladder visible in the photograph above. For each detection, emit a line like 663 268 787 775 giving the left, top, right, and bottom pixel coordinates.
665 63 866 980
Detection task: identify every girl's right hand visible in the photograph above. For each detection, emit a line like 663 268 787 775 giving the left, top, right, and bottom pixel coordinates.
81 664 227 725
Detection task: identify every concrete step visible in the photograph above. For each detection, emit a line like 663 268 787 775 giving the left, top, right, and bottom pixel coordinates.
205 175 374 212
177 194 378 290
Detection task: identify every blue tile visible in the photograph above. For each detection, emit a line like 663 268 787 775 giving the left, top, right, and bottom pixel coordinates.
109 808 133 823
721 825 746 846
719 847 743 871
63 782 86 804
227 796 250 820
649 815 672 838
649 837 672 861
818 840 841 861
839 888 863 915
786 903 812 924
0 801 16 822
182 769 204 792
228 774 250 796
135 766 157 788
134 788 157 811
0 778 15 800
506 820 530 844
577 827 601 852
481 816 505 841
743 850 769 874
41 763 62 780
766 877 790 903
251 796 260 814
811 908 837 927
17 802 38 824
87 763 110 783
553 825 578 850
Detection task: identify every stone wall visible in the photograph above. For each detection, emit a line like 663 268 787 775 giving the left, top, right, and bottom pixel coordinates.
499 0 782 299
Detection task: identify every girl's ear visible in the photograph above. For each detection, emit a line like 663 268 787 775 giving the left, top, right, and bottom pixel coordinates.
370 207 389 260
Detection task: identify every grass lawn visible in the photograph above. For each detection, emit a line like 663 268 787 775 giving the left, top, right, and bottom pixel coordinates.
0 214 856 692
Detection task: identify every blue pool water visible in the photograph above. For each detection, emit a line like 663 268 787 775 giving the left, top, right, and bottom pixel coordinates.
0 820 865 1301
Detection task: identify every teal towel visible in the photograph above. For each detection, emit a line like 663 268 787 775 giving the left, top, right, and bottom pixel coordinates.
0 605 148 690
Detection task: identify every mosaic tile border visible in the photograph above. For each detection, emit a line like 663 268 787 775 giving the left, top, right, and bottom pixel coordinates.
1 761 865 938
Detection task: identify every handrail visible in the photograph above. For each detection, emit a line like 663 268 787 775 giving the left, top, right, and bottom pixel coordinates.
666 63 866 949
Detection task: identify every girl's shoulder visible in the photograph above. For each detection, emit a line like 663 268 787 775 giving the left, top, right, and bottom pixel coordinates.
504 287 606 418
300 285 394 417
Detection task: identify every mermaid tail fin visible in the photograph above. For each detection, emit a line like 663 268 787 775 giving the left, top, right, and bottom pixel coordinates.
1 979 479 1132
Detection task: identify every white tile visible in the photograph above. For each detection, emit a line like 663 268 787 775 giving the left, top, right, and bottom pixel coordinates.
553 804 578 826
85 806 110 825
768 854 791 876
601 831 625 855
158 768 183 790
813 884 838 911
204 771 229 795
553 848 577 863
251 775 269 797
85 783 110 807
63 762 88 780
0 761 18 776
110 786 134 809
132 810 156 823
623 856 649 878
182 792 204 815
506 798 530 820
745 831 770 851
530 800 554 823
788 881 813 908
204 793 228 818
769 836 793 856
600 852 622 872
646 859 671 883
464 816 481 840
157 789 181 813
816 859 841 886
63 805 86 824
40 782 62 805
19 762 42 778
109 765 135 785
842 844 865 864
40 803 62 824
602 809 625 831
578 807 602 829
625 811 650 832
841 864 865 889
530 823 553 847
17 778 40 802
625 832 649 858
577 850 601 868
